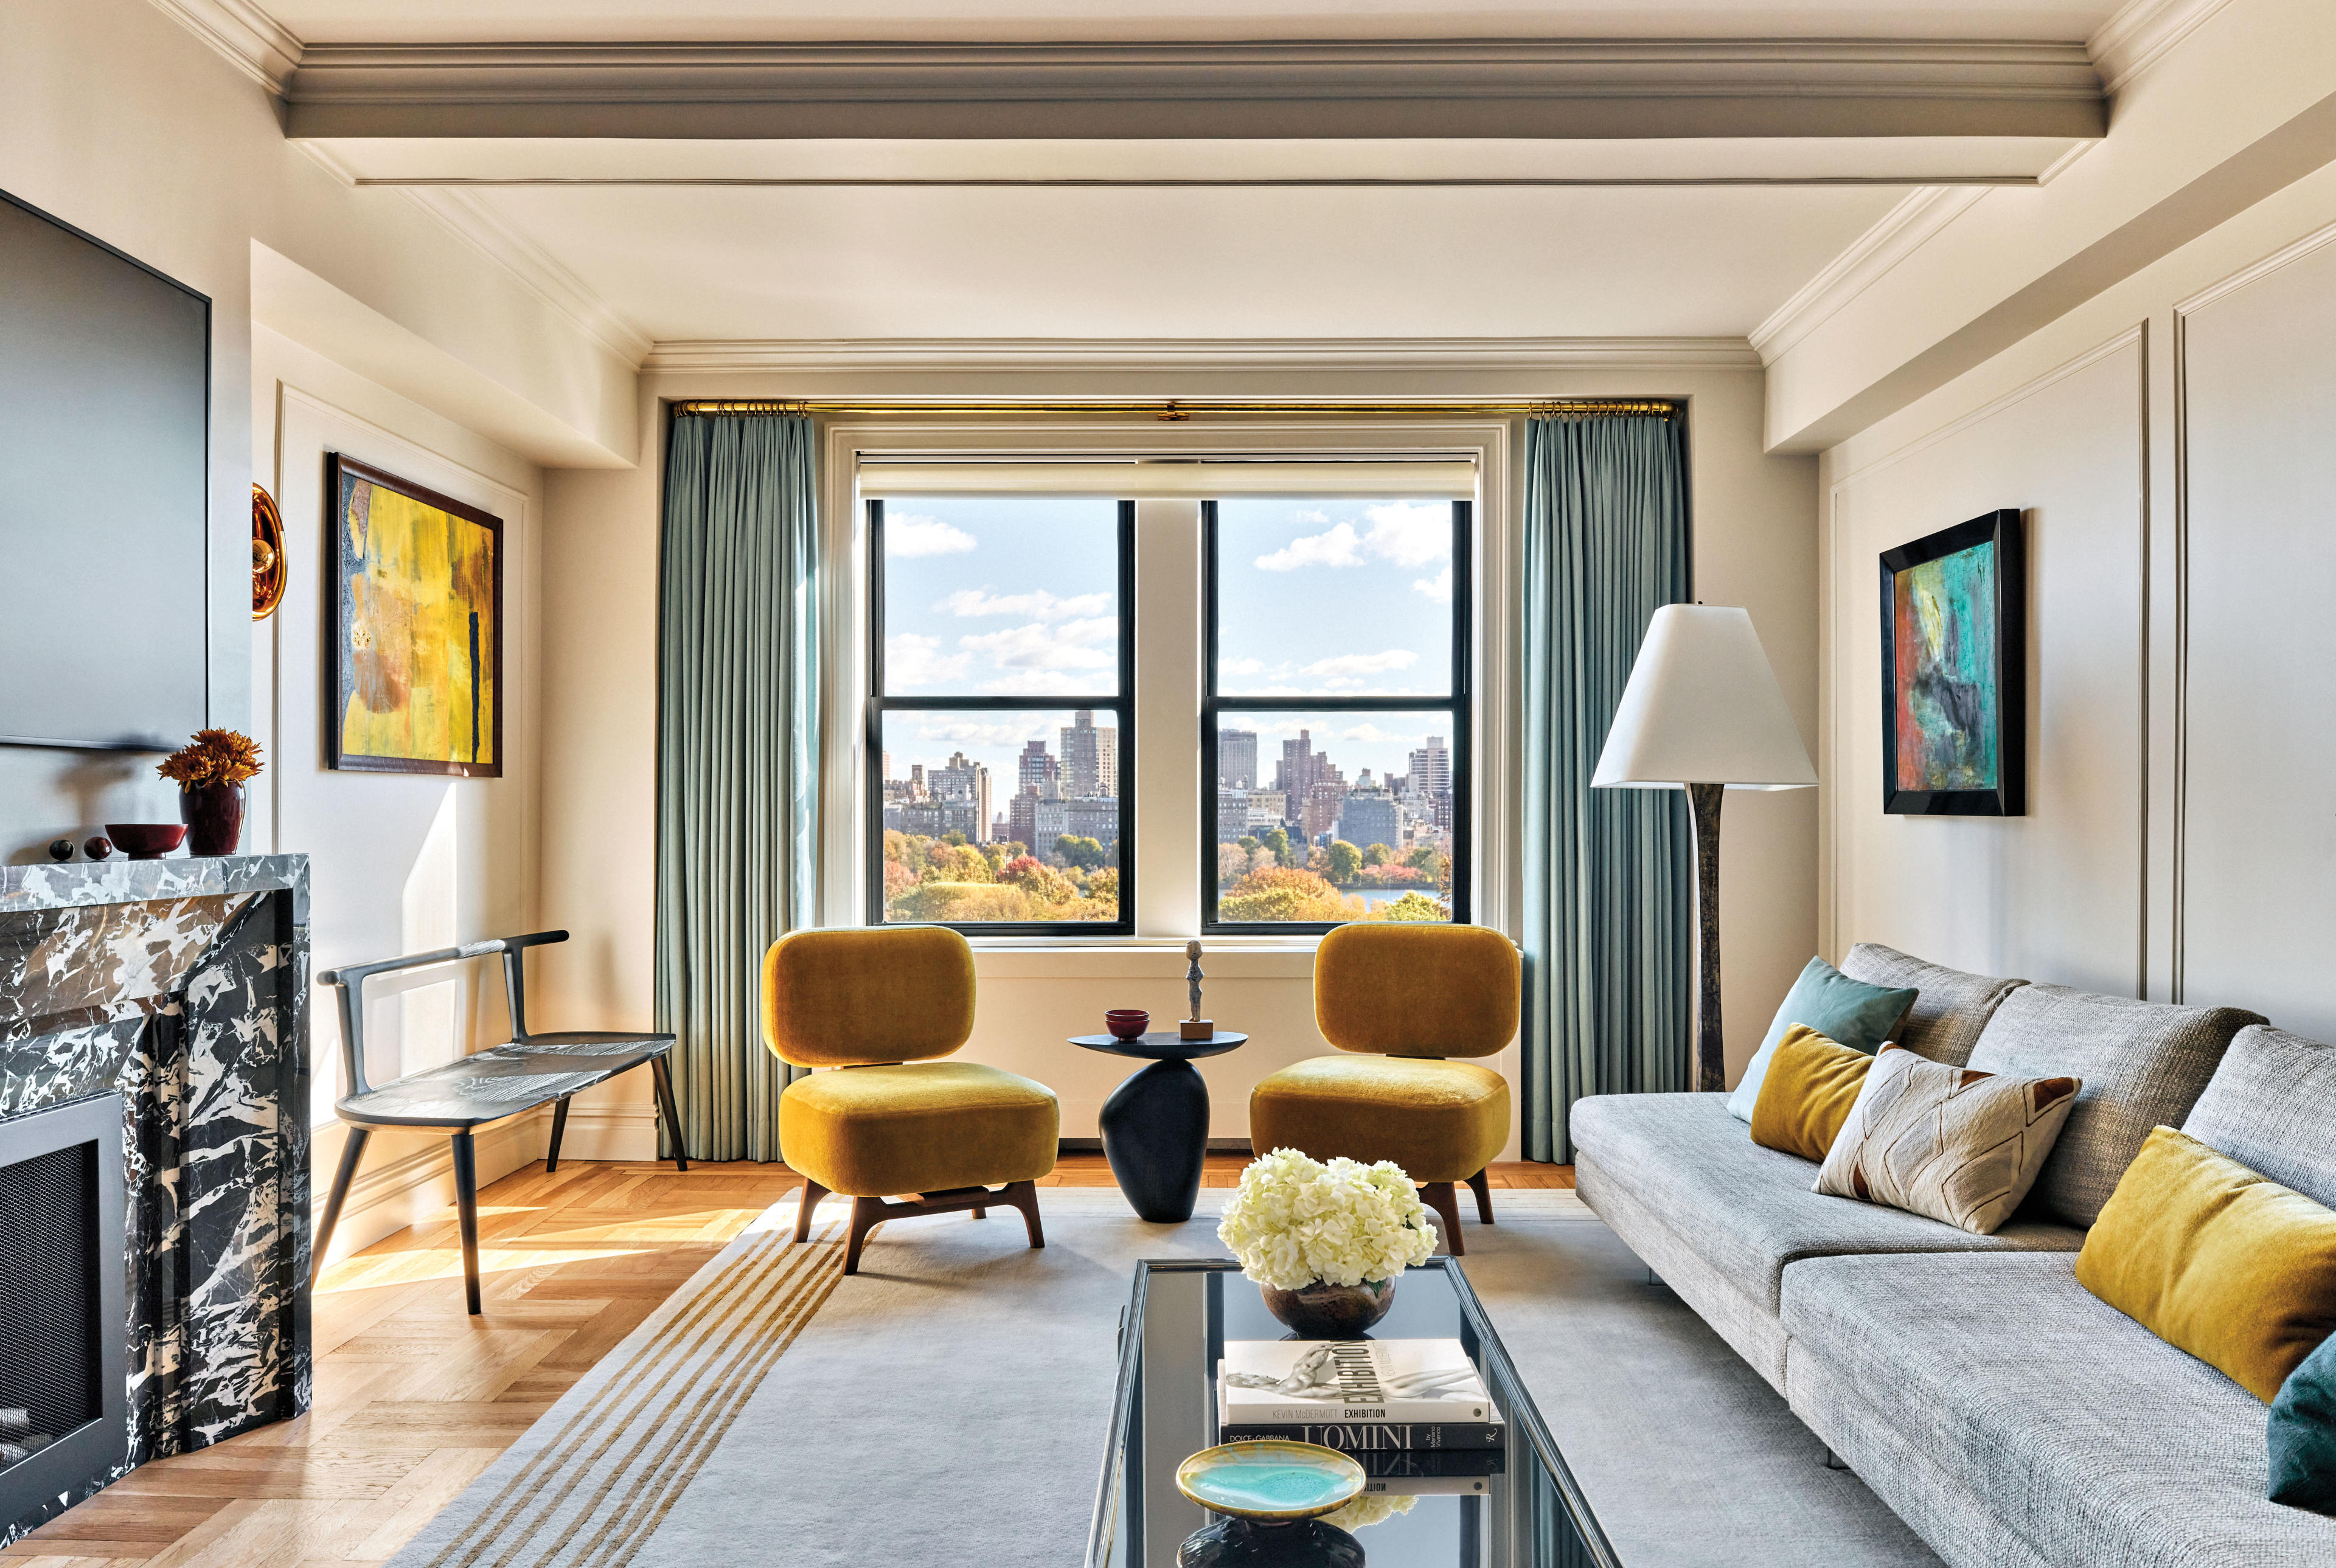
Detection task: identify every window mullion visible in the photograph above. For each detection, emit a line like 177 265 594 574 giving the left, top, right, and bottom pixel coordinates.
1133 497 1202 938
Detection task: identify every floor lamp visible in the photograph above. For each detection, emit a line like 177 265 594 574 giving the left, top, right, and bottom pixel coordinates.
1592 605 1818 1094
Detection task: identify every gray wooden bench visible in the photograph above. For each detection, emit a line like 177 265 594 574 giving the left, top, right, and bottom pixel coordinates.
314 929 687 1313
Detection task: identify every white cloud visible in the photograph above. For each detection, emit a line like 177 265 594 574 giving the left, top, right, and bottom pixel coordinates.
938 587 1110 621
1302 650 1419 678
886 513 977 558
1218 657 1270 676
886 633 970 687
1413 564 1453 603
960 616 1117 675
1254 521 1363 571
1363 502 1451 568
912 717 1055 749
1251 503 1451 574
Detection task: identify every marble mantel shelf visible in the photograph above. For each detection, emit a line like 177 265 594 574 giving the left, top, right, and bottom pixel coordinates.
0 852 310 1545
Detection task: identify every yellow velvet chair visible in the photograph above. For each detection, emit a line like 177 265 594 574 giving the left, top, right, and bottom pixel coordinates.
763 926 1059 1274
1249 923 1518 1254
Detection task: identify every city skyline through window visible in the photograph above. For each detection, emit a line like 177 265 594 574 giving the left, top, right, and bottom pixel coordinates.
1206 498 1469 931
868 497 1132 932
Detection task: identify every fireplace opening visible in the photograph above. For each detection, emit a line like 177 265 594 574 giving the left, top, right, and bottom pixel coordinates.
0 1094 126 1539
1 1142 103 1464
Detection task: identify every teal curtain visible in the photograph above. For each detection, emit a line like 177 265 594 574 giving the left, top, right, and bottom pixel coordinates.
1521 414 1692 1164
655 414 821 1162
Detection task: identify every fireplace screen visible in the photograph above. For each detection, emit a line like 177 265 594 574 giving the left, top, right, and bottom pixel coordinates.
0 1094 126 1536
1 1142 103 1462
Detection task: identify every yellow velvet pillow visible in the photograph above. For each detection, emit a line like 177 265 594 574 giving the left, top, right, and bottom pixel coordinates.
1748 1024 1874 1162
2076 1126 2336 1403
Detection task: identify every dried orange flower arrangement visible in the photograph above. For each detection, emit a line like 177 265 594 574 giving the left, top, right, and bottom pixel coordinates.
158 729 265 788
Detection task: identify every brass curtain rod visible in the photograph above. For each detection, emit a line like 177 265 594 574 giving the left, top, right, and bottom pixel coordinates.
670 398 1680 420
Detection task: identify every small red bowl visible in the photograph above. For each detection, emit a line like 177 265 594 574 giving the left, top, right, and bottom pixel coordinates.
106 823 186 860
1105 1008 1150 1040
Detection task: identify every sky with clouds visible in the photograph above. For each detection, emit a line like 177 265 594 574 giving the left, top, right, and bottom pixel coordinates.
877 494 1457 797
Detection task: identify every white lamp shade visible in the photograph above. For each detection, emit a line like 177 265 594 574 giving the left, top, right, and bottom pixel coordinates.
1592 605 1818 790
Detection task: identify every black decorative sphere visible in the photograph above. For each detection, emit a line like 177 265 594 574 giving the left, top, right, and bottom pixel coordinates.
83 835 113 861
47 838 74 862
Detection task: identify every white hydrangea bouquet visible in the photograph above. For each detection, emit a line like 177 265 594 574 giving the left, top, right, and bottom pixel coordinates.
1217 1148 1437 1292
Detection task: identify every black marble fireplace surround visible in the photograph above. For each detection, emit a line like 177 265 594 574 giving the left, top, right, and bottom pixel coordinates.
0 856 310 1545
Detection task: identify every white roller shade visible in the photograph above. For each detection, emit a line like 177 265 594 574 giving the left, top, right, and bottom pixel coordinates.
857 460 1475 498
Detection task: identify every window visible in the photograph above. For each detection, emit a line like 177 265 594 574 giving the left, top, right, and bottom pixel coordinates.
866 497 1135 933
1203 498 1471 932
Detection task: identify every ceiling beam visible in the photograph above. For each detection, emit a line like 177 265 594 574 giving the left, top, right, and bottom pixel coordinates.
283 38 2105 142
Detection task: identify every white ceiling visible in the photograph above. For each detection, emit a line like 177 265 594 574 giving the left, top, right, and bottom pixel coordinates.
455 178 1907 342
265 1 2122 46
229 0 2141 353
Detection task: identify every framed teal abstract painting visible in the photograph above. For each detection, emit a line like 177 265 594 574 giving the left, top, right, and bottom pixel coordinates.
1879 510 2025 816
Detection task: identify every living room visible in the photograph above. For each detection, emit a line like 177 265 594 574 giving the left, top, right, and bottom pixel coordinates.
1 1 2332 1564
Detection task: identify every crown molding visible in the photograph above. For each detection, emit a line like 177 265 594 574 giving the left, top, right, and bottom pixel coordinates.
145 0 302 94
2089 0 2242 96
641 336 1762 375
283 38 2105 141
398 187 653 365
1748 184 1992 363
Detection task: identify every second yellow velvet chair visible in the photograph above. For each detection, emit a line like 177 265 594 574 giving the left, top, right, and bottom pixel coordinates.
1249 923 1518 1254
763 925 1059 1274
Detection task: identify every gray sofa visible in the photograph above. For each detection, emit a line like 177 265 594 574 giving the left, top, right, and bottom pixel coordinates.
1571 943 2336 1567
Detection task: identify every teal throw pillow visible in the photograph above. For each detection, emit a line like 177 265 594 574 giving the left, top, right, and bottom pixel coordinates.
1725 957 1917 1124
2272 1331 2336 1513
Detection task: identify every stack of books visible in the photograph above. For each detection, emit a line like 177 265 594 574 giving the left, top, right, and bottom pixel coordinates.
1216 1339 1504 1488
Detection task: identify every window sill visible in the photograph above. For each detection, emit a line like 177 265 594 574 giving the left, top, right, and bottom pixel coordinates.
970 938 1317 980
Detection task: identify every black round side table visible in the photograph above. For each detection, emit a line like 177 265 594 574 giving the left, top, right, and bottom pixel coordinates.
1069 1032 1247 1223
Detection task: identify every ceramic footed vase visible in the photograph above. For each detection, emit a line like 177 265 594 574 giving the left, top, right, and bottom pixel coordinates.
1259 1276 1397 1338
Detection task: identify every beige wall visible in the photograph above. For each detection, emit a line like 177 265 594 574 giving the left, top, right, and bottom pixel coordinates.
249 327 551 1261
0 0 630 859
1819 156 2336 1033
538 361 1822 1157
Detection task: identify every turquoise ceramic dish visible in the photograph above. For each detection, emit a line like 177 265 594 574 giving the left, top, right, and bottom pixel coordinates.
1175 1440 1366 1522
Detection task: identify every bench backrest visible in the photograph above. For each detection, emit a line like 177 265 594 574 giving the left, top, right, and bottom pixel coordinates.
316 930 569 1097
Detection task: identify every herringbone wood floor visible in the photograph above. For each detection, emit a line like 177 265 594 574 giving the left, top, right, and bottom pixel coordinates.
1 1154 1574 1567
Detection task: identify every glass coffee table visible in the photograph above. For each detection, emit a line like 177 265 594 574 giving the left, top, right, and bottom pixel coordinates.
1090 1258 1621 1567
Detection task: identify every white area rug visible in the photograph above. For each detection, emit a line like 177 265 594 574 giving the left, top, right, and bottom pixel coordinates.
387 1186 1934 1568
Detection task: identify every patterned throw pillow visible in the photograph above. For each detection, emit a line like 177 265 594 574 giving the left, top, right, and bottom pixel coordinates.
1814 1046 2082 1235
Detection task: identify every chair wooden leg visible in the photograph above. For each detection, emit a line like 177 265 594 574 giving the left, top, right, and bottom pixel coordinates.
972 1207 985 1218
649 1055 689 1171
1007 1180 1044 1250
1422 1180 1465 1257
545 1097 570 1174
794 1176 829 1243
1466 1167 1495 1226
311 1126 369 1282
844 1195 885 1275
450 1129 483 1315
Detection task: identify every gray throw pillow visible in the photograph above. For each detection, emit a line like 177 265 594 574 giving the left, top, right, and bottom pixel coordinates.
1726 956 1917 1123
1965 984 2264 1227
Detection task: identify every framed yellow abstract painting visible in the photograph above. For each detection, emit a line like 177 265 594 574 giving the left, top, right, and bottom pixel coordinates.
326 454 502 777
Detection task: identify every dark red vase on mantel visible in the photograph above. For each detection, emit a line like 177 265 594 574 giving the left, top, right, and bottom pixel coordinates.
179 783 246 856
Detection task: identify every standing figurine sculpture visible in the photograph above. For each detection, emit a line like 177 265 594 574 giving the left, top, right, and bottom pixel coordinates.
1181 939 1215 1042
